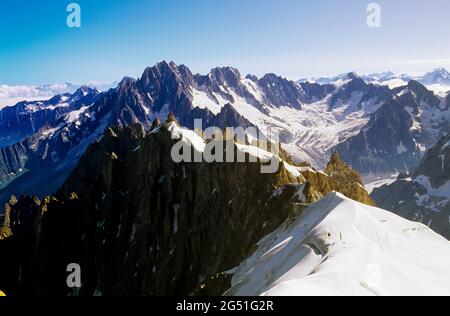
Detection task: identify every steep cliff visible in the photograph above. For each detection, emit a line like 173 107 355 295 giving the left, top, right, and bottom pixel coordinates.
0 115 372 296
372 135 450 239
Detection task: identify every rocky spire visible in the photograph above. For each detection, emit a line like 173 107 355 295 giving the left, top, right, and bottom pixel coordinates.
329 151 341 166
324 150 373 206
162 112 179 130
166 112 177 124
346 72 360 80
150 118 161 131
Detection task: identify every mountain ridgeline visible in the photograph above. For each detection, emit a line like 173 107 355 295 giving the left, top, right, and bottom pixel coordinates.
0 113 374 296
1 62 449 207
1 62 450 296
0 62 315 206
336 80 450 173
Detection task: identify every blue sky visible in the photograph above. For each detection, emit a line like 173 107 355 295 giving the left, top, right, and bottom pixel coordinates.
1 0 450 85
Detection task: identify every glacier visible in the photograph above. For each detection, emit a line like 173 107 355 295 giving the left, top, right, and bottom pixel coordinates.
226 192 450 296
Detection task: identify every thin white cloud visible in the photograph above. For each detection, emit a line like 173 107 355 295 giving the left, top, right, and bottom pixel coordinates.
0 84 74 99
0 85 69 109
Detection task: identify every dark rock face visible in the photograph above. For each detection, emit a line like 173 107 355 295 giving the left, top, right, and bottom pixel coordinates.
403 80 441 108
0 123 298 296
257 74 305 109
137 61 194 114
0 196 42 294
335 81 450 174
208 104 254 131
324 152 374 206
414 136 450 188
445 93 450 111
208 67 242 91
299 81 336 102
245 74 258 82
0 143 28 189
372 135 450 240
329 76 393 109
0 118 372 296
336 99 421 174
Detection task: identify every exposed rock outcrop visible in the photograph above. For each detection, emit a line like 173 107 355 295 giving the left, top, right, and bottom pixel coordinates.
324 152 375 206
372 134 450 239
335 81 450 174
0 116 372 296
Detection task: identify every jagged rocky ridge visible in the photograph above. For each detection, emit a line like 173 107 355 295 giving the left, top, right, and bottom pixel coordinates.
337 80 450 174
0 115 372 296
329 73 392 109
1 61 450 209
300 68 450 89
372 134 450 239
0 62 310 206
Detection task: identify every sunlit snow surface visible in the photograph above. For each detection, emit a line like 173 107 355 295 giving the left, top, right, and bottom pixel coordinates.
189 77 450 169
191 84 380 167
226 192 450 296
363 174 399 194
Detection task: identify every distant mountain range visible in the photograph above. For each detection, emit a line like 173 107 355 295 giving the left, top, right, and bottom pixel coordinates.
4 68 449 110
299 67 450 90
0 82 118 109
0 62 449 207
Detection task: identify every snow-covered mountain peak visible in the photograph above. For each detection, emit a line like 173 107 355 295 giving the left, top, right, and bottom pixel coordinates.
209 66 242 84
117 76 137 90
227 192 450 296
346 71 360 80
367 71 395 80
433 67 449 74
300 68 450 91
421 68 450 86
71 86 99 101
245 74 259 82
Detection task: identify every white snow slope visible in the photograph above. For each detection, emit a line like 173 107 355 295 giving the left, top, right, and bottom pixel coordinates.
190 79 381 168
363 174 399 194
226 192 450 296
